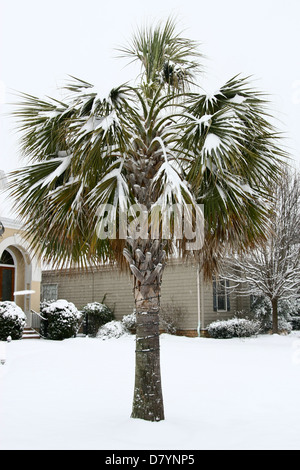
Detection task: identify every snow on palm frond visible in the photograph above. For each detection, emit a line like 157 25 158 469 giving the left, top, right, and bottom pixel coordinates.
87 159 131 232
37 152 73 189
178 75 285 187
151 145 193 208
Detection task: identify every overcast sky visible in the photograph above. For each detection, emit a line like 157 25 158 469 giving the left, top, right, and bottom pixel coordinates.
1 0 300 178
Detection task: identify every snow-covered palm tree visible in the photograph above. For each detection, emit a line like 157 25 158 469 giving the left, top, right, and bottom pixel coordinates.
9 18 286 421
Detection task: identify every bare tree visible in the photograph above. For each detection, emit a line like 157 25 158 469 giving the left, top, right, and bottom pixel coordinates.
223 169 300 334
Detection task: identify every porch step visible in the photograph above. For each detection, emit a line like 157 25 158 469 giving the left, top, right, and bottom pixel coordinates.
22 327 41 339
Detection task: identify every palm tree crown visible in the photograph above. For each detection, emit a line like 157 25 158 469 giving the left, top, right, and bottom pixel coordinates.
10 19 286 271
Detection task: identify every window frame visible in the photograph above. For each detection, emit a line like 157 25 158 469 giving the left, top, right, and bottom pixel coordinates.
213 277 230 312
41 283 58 302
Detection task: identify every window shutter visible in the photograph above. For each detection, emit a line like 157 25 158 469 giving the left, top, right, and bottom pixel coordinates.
226 280 230 311
213 279 217 311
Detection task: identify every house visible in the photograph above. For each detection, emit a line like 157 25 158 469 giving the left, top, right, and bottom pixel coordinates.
41 258 250 337
0 171 42 327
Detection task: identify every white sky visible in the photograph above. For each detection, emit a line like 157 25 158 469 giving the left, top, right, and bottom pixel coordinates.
1 0 300 177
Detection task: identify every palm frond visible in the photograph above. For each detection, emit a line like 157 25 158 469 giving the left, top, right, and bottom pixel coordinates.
118 17 202 93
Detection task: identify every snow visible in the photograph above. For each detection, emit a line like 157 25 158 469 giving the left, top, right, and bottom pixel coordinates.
97 320 129 340
41 155 72 188
1 332 300 450
13 290 36 296
196 114 212 128
229 94 247 105
42 299 81 318
203 133 221 152
0 301 26 321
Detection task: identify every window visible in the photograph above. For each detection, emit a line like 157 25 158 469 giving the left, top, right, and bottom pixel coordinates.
0 251 15 302
0 250 14 266
42 284 58 302
213 278 230 312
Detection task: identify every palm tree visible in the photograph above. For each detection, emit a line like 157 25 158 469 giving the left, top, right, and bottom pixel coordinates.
9 18 286 421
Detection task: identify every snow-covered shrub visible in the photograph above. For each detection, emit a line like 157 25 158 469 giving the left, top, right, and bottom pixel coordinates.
97 320 128 340
207 317 261 339
279 298 300 318
260 318 292 335
82 301 114 337
251 296 299 320
122 311 136 332
281 298 300 330
251 296 294 333
40 300 82 340
0 301 26 340
291 317 300 331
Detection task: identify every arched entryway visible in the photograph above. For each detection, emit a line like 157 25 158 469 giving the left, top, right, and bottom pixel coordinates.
0 249 15 302
0 232 41 327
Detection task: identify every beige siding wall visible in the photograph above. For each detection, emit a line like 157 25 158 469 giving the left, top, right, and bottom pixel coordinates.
42 267 135 319
42 261 251 332
161 261 198 330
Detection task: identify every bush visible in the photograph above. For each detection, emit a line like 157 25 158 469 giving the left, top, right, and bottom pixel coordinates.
291 317 300 330
97 320 128 340
251 296 294 333
40 300 82 340
82 302 114 337
207 317 261 339
260 318 292 335
0 301 26 340
122 311 136 332
279 298 300 318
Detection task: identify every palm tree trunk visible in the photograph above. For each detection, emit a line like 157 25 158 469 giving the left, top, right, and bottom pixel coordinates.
131 283 164 421
123 238 165 421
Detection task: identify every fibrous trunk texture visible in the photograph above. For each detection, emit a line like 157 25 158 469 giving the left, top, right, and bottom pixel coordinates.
124 237 166 421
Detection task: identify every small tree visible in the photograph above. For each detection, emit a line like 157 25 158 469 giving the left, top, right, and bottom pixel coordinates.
223 170 300 334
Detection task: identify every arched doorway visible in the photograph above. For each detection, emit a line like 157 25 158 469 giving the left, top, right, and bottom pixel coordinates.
0 249 15 302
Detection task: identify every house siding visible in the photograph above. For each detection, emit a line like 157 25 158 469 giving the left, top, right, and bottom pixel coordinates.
42 260 251 335
41 267 135 319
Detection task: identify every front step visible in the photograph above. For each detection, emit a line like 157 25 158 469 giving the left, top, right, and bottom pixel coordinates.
22 327 41 339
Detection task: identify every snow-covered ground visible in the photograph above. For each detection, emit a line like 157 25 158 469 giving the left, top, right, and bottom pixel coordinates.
1 332 300 450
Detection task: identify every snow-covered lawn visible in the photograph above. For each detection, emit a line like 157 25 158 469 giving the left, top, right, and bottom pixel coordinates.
1 332 300 450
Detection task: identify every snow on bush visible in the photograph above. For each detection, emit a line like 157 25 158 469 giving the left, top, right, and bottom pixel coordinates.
97 320 128 340
40 299 82 340
0 301 26 340
261 318 292 335
291 317 300 331
122 311 136 331
82 301 114 337
207 317 261 339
